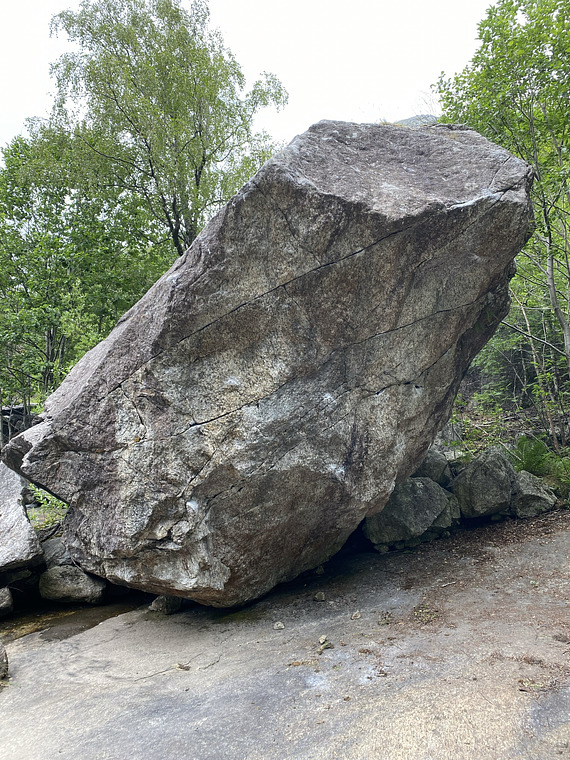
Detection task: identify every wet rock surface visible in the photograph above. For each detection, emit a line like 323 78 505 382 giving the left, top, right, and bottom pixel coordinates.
0 509 568 760
3 121 534 605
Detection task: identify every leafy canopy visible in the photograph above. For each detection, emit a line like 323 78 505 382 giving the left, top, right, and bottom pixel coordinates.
50 0 288 255
436 0 570 445
0 126 173 421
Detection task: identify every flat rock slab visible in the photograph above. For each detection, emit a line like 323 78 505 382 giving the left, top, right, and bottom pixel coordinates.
1 510 568 760
2 121 533 606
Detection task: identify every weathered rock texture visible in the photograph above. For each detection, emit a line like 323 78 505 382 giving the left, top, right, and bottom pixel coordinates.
363 477 460 551
0 462 42 573
2 121 533 606
38 566 106 604
512 470 557 518
449 446 518 518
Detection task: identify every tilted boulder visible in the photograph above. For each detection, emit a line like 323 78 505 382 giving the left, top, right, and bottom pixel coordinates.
2 121 533 606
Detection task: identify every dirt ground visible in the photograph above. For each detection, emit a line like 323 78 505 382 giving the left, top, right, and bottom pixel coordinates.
1 509 569 760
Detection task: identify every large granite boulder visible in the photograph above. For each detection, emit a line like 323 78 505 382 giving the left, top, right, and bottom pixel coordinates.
0 462 42 574
2 121 533 606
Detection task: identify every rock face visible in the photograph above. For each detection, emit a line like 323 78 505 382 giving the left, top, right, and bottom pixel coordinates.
2 121 534 606
0 462 42 573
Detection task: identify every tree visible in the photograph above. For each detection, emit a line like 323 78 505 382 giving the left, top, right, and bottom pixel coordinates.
50 0 287 256
437 0 570 442
0 127 173 430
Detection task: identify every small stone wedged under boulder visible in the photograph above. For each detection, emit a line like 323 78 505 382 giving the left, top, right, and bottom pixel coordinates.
2 121 534 606
38 566 106 604
412 447 452 487
363 477 460 552
0 587 13 619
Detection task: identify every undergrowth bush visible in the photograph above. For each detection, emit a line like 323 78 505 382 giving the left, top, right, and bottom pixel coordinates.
28 486 68 528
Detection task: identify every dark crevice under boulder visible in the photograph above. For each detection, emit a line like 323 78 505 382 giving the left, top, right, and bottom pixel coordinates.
2 121 534 606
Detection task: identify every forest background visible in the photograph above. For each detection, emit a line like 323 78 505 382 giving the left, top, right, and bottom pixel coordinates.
1 0 569 482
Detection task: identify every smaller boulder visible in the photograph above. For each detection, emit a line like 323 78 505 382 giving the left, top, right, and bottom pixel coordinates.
412 448 452 487
511 471 557 518
449 447 517 518
0 587 13 619
39 566 106 604
363 477 460 551
149 595 183 615
0 640 8 680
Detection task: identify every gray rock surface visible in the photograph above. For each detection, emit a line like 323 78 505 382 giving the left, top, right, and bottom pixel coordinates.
149 595 183 615
0 587 13 619
2 121 534 606
363 476 459 550
38 567 106 604
0 462 42 573
41 537 72 569
412 447 452 486
512 470 557 518
449 447 518 518
0 640 7 680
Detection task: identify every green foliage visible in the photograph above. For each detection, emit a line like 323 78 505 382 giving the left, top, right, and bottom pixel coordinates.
508 435 551 475
28 485 69 528
50 0 287 255
437 0 570 446
0 127 174 418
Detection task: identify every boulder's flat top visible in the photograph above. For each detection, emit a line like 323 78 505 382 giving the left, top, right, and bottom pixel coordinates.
2 509 568 760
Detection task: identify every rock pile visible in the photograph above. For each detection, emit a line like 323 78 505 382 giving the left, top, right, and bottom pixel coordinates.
2 121 534 606
364 447 558 552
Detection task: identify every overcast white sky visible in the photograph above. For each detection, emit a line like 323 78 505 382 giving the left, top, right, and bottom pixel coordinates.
0 0 496 149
